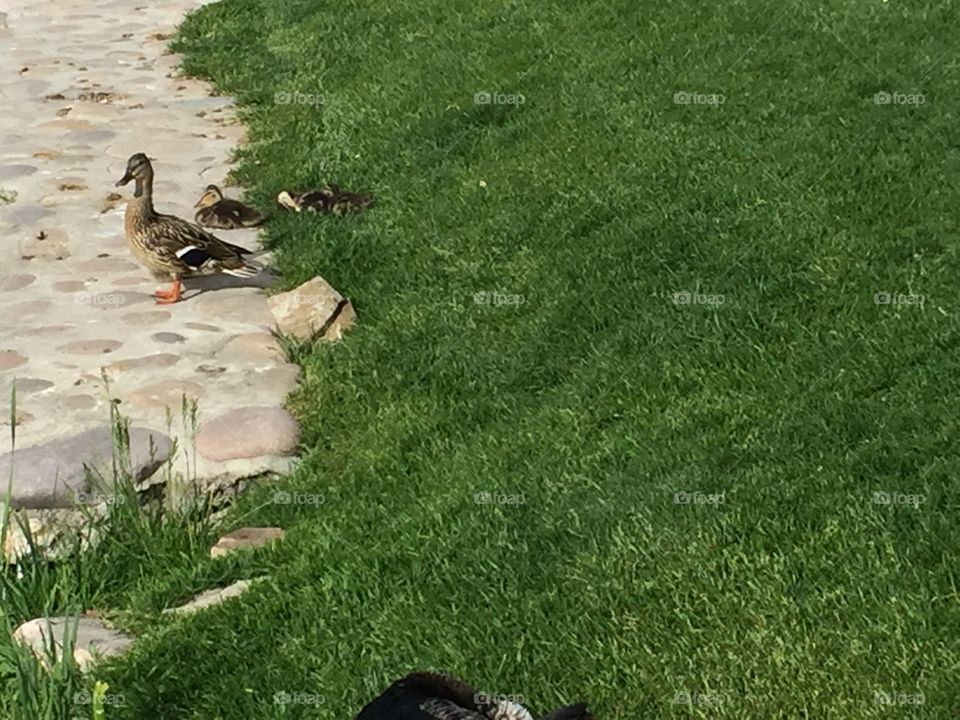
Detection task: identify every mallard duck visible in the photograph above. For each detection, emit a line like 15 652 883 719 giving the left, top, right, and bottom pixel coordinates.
277 182 373 216
355 672 593 720
193 184 265 229
115 153 258 304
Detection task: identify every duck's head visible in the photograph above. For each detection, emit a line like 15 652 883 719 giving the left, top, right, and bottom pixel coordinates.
276 190 302 212
194 184 223 208
115 153 153 187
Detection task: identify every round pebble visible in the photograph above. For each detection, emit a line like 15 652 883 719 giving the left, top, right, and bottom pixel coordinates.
52 280 87 292
15 325 73 337
14 378 54 394
0 351 28 371
74 257 139 272
0 274 36 292
103 353 180 376
62 395 97 410
58 339 122 355
122 311 171 326
185 322 222 332
216 333 284 364
10 300 53 316
0 164 37 181
127 379 205 410
152 332 186 344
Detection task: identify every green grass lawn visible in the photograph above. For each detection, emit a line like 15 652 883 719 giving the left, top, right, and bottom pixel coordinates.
4 0 960 718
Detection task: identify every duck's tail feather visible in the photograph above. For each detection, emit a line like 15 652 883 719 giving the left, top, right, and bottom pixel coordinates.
221 260 261 279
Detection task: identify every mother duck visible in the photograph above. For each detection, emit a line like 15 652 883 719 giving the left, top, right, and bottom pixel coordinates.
115 153 258 304
355 672 593 720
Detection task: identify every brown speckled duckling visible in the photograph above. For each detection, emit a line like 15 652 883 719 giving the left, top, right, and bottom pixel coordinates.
193 184 265 229
276 182 373 216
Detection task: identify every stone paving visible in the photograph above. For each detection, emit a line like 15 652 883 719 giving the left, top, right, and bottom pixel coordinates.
0 0 305 508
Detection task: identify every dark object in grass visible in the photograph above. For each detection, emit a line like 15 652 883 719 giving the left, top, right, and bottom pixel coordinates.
354 672 593 720
276 182 373 216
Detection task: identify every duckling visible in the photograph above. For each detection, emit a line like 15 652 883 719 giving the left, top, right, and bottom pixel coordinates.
277 182 373 216
355 672 593 720
276 187 334 214
115 153 258 304
193 184 265 229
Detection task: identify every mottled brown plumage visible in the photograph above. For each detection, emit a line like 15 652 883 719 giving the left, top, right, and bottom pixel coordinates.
116 153 257 303
193 184 265 229
277 182 373 216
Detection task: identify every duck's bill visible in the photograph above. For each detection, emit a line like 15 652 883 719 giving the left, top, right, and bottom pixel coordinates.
115 172 133 187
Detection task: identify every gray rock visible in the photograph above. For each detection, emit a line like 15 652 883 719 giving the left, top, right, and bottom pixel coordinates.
267 275 355 341
13 616 134 671
196 407 299 461
162 578 259 615
0 164 37 182
1 507 101 562
3 516 53 562
210 526 285 558
0 426 172 508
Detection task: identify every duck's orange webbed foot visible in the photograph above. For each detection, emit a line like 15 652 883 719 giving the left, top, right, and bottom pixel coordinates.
154 279 182 304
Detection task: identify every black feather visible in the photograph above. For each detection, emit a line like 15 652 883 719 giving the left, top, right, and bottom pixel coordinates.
177 247 211 268
538 703 592 720
355 673 486 720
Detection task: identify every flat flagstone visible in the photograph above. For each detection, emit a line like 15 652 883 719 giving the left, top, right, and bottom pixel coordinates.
0 273 36 291
0 426 172 509
0 350 28 371
210 527 286 558
127 379 205 409
102 352 180 376
197 407 300 462
13 616 134 671
215 332 284 365
163 578 262 615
